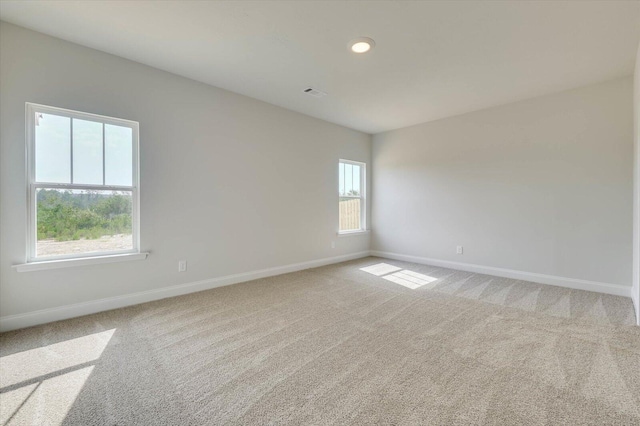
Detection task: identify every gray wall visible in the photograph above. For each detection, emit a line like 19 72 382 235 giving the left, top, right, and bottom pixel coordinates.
633 42 640 323
0 22 371 318
372 78 634 287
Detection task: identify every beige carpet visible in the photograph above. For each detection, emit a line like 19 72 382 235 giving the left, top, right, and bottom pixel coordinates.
1 257 639 425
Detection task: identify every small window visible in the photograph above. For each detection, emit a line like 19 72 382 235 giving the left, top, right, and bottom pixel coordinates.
339 159 366 233
26 103 140 261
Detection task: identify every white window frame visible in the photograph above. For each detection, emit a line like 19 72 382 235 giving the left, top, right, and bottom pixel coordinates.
25 103 140 263
338 159 366 234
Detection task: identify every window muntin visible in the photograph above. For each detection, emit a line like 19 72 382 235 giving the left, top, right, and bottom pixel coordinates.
339 159 366 233
27 103 140 262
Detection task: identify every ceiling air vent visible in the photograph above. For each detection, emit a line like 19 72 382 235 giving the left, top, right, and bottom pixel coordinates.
303 87 327 98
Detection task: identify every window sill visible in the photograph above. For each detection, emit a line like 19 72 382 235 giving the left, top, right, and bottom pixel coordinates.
337 230 370 237
13 252 149 272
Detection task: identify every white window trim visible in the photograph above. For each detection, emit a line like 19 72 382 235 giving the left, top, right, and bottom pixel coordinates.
337 230 370 237
338 159 367 234
23 103 141 264
13 252 148 272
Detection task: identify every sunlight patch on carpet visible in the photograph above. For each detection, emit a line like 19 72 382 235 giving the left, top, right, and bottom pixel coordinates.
0 329 115 425
382 270 438 289
360 263 402 276
0 329 115 388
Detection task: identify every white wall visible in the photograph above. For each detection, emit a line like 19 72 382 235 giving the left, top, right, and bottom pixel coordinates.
633 42 640 324
372 78 634 292
0 22 371 326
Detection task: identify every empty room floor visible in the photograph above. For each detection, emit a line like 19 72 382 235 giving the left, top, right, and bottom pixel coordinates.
1 257 639 425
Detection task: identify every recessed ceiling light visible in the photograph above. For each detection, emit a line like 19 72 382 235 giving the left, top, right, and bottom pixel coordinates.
349 37 375 54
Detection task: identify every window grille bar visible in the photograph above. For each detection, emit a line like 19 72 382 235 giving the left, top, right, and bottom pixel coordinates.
70 118 74 184
102 123 106 185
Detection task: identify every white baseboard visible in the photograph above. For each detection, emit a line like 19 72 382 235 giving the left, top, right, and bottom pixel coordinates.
632 289 640 326
0 251 370 332
370 250 632 298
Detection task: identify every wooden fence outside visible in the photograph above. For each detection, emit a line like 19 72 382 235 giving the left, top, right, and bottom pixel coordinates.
339 198 361 231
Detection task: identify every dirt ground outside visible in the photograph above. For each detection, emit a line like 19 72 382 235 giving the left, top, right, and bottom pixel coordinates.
37 234 133 257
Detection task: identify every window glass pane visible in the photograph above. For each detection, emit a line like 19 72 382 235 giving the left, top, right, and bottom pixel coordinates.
35 113 70 183
73 119 103 184
344 163 353 195
105 124 133 186
339 163 345 196
36 188 133 257
352 164 361 195
339 197 361 231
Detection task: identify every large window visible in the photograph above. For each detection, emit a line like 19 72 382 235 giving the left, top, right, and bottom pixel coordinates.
339 159 366 233
26 103 139 261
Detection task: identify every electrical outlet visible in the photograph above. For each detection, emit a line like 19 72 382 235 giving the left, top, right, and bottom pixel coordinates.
331 241 335 249
178 260 187 272
456 246 463 255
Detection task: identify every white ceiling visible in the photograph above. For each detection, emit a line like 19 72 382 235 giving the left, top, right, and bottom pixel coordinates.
1 1 639 134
